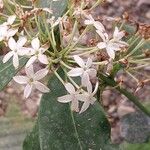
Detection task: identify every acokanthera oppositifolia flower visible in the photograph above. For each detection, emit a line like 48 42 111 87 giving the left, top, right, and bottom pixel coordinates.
58 83 82 112
96 27 128 59
84 15 105 32
78 82 99 113
13 65 50 98
67 55 97 87
0 15 18 41
3 37 28 69
25 37 49 67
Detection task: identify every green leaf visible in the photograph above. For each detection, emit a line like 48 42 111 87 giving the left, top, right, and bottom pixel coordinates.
38 0 68 18
23 122 41 150
0 57 28 91
23 68 119 150
38 69 118 150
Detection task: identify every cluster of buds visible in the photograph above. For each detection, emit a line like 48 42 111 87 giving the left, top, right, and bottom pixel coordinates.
0 0 149 113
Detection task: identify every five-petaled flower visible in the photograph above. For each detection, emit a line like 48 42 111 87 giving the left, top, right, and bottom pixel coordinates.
3 37 28 69
78 82 99 113
96 27 128 59
68 55 97 87
84 15 105 32
58 83 82 112
13 65 50 98
26 37 49 68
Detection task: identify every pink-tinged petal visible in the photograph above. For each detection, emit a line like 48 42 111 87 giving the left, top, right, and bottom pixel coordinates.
94 22 105 32
8 37 17 51
87 81 92 94
34 68 48 80
57 95 72 103
81 71 90 87
71 99 79 112
97 42 106 49
38 54 48 64
76 94 88 102
31 37 40 50
7 15 16 25
106 47 115 59
34 81 50 93
67 68 83 77
86 58 92 68
24 84 33 98
90 97 97 104
73 55 85 68
87 68 97 78
79 101 90 114
2 51 13 63
113 27 125 40
13 76 28 84
7 28 18 38
93 81 99 95
65 83 75 94
96 30 106 41
18 47 30 56
25 56 37 68
13 53 19 69
17 36 27 47
25 65 34 78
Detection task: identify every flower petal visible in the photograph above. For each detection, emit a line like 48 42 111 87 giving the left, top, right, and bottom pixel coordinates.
97 42 106 49
25 64 34 78
73 55 85 68
71 99 79 112
65 83 75 94
34 81 50 93
7 28 18 38
94 21 105 32
67 68 83 77
17 36 27 47
25 56 37 68
2 51 14 63
13 76 28 84
81 71 90 87
87 81 92 94
24 84 33 98
87 68 97 78
31 37 40 50
76 94 88 102
13 53 19 69
8 37 16 51
86 58 92 68
79 101 90 113
106 47 115 59
38 54 48 64
34 68 48 81
7 15 16 25
57 95 72 103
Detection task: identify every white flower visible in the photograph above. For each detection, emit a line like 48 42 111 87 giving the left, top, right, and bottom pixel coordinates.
78 82 99 113
0 15 18 41
13 65 50 98
68 55 97 87
3 37 28 69
58 83 81 112
84 15 105 32
96 27 128 59
25 37 49 67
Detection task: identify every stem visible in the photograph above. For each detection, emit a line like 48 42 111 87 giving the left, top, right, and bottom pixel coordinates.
99 74 150 117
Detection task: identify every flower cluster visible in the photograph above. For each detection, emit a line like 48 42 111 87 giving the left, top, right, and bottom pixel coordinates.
1 0 147 113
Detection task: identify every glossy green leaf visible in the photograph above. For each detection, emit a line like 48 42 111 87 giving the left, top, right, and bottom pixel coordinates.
0 57 28 91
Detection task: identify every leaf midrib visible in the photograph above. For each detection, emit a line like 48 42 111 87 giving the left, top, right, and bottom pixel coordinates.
70 105 83 150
